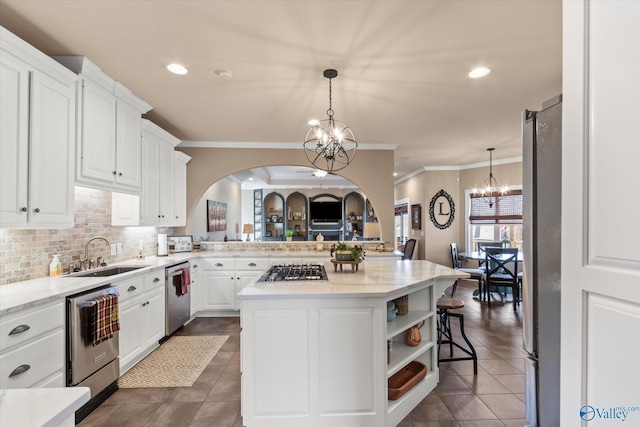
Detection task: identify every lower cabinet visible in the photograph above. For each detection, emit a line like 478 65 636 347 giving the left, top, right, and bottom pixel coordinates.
202 270 236 311
0 300 65 389
190 261 200 317
117 272 166 373
200 258 269 312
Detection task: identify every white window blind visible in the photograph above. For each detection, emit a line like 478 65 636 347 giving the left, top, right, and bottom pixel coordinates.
469 189 522 224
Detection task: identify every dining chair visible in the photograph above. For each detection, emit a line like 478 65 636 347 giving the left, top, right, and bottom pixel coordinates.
484 247 520 310
476 241 503 271
449 243 486 300
402 239 416 260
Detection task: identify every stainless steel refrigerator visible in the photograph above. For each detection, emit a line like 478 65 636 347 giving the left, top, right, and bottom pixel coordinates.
522 95 562 427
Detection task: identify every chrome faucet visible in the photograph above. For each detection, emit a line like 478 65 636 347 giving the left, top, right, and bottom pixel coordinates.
81 236 110 270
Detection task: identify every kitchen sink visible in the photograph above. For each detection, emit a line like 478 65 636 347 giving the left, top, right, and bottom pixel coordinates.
70 265 148 277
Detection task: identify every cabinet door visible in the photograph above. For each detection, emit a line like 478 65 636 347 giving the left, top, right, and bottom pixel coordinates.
235 274 258 309
115 100 142 190
159 139 175 224
79 79 116 184
27 69 75 227
202 270 235 310
173 152 188 226
0 54 29 228
140 130 161 226
118 296 143 372
190 263 200 316
142 287 165 348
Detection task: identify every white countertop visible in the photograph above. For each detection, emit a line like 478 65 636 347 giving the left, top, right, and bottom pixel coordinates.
0 251 401 314
0 387 90 427
238 259 469 299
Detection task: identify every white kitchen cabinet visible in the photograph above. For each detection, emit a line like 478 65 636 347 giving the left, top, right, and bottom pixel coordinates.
202 270 236 311
116 270 166 373
173 151 191 227
52 56 152 194
190 261 200 317
139 119 180 226
0 27 77 229
0 299 65 389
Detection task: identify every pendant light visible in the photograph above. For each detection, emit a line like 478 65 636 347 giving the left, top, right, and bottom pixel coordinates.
303 69 357 173
477 148 508 208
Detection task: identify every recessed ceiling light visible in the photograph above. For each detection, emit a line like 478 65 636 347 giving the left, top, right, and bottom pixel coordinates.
167 63 188 75
248 177 254 181
468 67 491 78
393 172 398 177
308 119 320 126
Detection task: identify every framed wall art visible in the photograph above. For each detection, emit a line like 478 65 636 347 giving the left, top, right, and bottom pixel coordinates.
207 200 227 232
411 204 422 230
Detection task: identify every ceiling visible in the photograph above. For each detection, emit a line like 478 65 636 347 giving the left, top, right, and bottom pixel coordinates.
0 0 562 181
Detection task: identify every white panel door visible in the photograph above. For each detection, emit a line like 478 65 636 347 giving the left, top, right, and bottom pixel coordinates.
139 130 161 225
159 139 175 224
561 2 640 426
115 100 142 190
0 54 29 228
27 69 75 227
118 296 143 372
202 270 235 310
79 79 116 183
142 287 165 348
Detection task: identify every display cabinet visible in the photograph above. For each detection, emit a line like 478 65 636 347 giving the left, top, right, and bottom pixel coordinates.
263 192 285 241
253 189 263 241
344 192 365 240
285 192 308 241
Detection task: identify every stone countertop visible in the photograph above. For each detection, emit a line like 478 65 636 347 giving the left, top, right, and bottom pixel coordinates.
238 259 469 299
0 387 90 427
0 251 401 314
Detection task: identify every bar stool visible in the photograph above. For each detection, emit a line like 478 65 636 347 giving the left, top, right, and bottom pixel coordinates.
437 296 478 375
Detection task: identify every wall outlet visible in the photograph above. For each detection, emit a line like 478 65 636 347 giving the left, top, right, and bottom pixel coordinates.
110 244 117 256
116 242 123 254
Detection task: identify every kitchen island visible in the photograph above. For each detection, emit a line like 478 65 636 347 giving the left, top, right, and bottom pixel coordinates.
238 259 468 427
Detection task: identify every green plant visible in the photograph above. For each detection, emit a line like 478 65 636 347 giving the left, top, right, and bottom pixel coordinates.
285 229 294 237
334 242 364 261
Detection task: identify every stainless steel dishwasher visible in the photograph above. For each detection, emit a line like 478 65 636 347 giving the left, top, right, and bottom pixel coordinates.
166 261 191 336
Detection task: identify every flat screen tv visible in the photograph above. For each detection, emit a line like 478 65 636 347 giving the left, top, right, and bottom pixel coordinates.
310 201 342 222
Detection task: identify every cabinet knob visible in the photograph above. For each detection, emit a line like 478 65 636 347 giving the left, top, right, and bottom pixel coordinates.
9 364 30 378
33 208 40 213
128 286 137 292
118 172 123 176
9 324 31 335
153 277 160 282
113 171 117 175
20 207 27 212
193 264 198 268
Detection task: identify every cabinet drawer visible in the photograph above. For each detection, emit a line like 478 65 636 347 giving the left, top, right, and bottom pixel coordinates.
0 329 64 389
144 269 165 291
117 277 144 301
201 258 235 271
0 302 63 352
236 258 270 271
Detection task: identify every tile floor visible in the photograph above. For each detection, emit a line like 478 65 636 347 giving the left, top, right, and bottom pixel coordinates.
79 280 526 427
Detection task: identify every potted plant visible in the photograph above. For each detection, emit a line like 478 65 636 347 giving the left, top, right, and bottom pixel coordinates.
332 242 364 262
285 229 294 241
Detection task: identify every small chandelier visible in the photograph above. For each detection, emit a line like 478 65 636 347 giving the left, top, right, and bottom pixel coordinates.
476 148 508 208
303 69 357 173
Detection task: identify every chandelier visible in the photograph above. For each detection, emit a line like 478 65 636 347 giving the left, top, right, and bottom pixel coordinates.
303 69 357 173
476 148 508 208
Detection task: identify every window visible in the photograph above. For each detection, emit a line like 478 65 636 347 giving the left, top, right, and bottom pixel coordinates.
466 189 523 251
394 203 410 250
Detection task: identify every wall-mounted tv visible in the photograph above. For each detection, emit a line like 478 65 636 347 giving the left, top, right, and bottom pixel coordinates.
310 201 342 223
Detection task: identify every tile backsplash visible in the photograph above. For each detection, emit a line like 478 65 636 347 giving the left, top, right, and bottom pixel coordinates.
0 187 170 285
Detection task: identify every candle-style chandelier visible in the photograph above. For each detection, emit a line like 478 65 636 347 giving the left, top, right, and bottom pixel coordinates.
475 148 508 208
303 69 357 173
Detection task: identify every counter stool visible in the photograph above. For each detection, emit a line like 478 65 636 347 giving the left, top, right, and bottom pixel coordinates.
437 296 478 375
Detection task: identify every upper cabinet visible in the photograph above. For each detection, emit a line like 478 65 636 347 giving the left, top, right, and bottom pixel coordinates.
173 151 192 227
285 192 308 241
263 192 285 241
52 56 152 194
1 27 78 229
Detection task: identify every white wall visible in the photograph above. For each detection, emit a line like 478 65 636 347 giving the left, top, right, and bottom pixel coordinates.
187 177 242 241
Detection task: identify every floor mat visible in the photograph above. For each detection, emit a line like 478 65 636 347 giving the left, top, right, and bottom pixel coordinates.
118 335 229 388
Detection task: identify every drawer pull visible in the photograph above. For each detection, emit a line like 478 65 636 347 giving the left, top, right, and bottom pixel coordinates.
128 285 137 292
9 324 31 336
153 277 160 282
9 364 30 378
193 264 198 268
248 263 257 267
215 263 223 267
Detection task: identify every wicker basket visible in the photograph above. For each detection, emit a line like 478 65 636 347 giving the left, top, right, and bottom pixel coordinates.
394 295 409 315
388 361 427 400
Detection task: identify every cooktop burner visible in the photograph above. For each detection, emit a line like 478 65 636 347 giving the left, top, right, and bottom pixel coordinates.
257 264 328 283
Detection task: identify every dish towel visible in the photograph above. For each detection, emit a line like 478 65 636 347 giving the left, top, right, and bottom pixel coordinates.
176 267 191 296
92 294 120 346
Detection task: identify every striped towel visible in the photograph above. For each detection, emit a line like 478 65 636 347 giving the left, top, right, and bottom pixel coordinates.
92 294 120 346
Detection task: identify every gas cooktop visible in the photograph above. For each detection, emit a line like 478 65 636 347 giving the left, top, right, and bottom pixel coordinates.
256 264 328 283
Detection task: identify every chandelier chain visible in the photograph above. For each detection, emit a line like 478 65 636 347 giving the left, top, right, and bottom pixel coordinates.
327 77 334 119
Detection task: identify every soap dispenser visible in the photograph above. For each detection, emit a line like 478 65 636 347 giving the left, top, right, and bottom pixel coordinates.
49 254 62 276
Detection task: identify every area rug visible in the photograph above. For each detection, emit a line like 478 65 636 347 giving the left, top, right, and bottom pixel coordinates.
118 335 229 388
